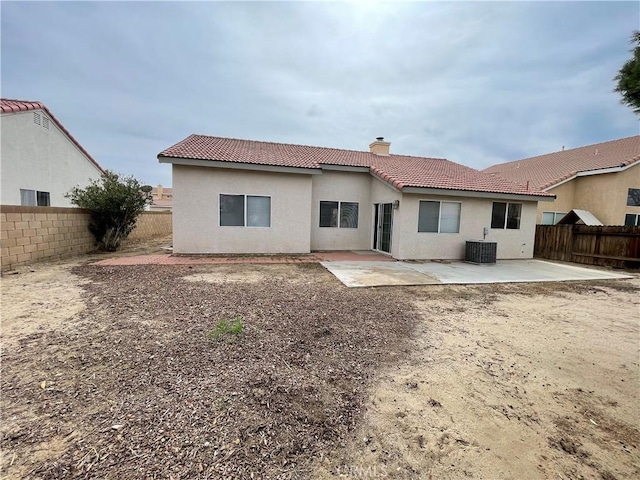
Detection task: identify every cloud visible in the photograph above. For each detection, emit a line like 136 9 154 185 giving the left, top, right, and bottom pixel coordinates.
1 1 637 186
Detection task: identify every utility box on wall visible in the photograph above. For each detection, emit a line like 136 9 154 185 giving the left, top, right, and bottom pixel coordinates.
465 241 497 264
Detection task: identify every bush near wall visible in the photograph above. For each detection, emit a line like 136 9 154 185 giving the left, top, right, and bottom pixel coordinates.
0 206 172 271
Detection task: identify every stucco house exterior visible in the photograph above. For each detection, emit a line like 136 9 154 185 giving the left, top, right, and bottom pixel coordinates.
158 135 554 260
484 136 640 226
1 98 104 207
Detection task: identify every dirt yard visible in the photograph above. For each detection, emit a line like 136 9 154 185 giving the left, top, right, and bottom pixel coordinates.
1 256 638 479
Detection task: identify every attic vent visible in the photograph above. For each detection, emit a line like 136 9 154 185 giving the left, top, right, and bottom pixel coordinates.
33 112 41 125
42 117 49 129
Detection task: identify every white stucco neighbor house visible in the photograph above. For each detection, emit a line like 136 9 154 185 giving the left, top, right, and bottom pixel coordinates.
158 135 554 260
1 98 105 207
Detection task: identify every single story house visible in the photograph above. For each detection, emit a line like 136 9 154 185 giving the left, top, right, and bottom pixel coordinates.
158 135 554 260
1 98 105 207
483 136 640 226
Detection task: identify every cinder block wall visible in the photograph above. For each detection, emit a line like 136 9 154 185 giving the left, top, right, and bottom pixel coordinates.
1 206 94 271
126 211 172 242
1 207 173 271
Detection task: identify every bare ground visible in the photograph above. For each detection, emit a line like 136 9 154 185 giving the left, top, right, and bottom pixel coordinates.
1 257 639 479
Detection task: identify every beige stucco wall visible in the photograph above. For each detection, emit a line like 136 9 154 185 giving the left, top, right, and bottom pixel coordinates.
537 164 640 225
0 111 103 207
310 171 372 251
172 165 313 254
395 194 538 260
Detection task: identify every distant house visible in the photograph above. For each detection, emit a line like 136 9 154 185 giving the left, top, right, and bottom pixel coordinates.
484 136 640 226
150 185 173 211
0 98 104 207
158 135 553 260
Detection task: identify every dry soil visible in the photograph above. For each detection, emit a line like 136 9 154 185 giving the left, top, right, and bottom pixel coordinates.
1 258 638 479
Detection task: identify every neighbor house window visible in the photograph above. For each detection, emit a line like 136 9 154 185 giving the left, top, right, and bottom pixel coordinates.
418 201 461 233
319 201 359 228
20 189 50 206
627 188 640 207
625 214 640 226
219 194 270 227
541 211 567 225
491 202 522 229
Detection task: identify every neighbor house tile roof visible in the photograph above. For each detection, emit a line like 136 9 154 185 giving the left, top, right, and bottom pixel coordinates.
1 98 105 174
483 136 640 190
159 134 552 197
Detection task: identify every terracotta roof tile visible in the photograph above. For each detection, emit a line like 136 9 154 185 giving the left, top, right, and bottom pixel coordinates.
483 136 640 189
159 134 552 197
1 98 105 174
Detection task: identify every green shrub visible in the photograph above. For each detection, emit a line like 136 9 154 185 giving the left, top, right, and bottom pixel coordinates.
66 171 152 251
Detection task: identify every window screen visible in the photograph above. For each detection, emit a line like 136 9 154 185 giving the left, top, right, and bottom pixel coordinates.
247 196 270 227
541 212 555 225
627 189 640 207
20 189 36 206
440 202 461 233
340 202 359 228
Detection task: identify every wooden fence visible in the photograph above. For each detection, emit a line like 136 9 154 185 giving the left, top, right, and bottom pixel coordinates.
534 225 640 269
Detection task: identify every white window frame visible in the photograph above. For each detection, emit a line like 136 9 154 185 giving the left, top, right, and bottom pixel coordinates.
625 213 640 226
219 193 271 228
491 202 522 230
417 200 462 234
319 201 359 229
541 211 567 225
20 189 50 207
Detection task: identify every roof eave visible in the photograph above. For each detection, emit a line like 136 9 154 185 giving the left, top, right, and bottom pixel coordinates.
158 155 322 175
401 186 555 202
544 160 640 191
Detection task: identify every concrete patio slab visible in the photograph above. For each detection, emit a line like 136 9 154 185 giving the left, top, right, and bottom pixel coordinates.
321 259 633 287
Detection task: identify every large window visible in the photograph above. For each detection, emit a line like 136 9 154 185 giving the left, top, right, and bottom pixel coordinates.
418 201 461 233
491 202 521 229
319 201 359 228
541 211 567 225
625 214 640 226
20 189 50 206
220 194 270 227
627 188 640 207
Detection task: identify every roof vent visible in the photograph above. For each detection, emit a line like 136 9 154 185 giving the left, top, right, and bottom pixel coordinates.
369 137 391 156
42 117 49 129
33 112 40 125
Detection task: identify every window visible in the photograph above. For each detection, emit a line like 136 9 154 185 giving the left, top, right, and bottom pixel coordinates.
20 189 50 206
541 211 567 225
418 201 461 233
219 194 270 227
491 202 522 229
625 214 640 226
319 201 359 228
627 188 640 207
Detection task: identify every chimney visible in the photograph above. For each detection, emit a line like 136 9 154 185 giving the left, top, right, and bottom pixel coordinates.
369 136 390 156
156 184 163 198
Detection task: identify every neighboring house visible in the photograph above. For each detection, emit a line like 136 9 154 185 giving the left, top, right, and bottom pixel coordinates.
149 184 173 211
0 98 104 207
484 136 640 226
158 135 553 260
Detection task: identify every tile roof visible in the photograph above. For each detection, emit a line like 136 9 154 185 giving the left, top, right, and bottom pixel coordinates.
1 98 105 174
483 136 640 190
159 134 551 197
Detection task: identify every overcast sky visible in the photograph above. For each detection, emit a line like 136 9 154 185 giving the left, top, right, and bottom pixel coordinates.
2 1 638 187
